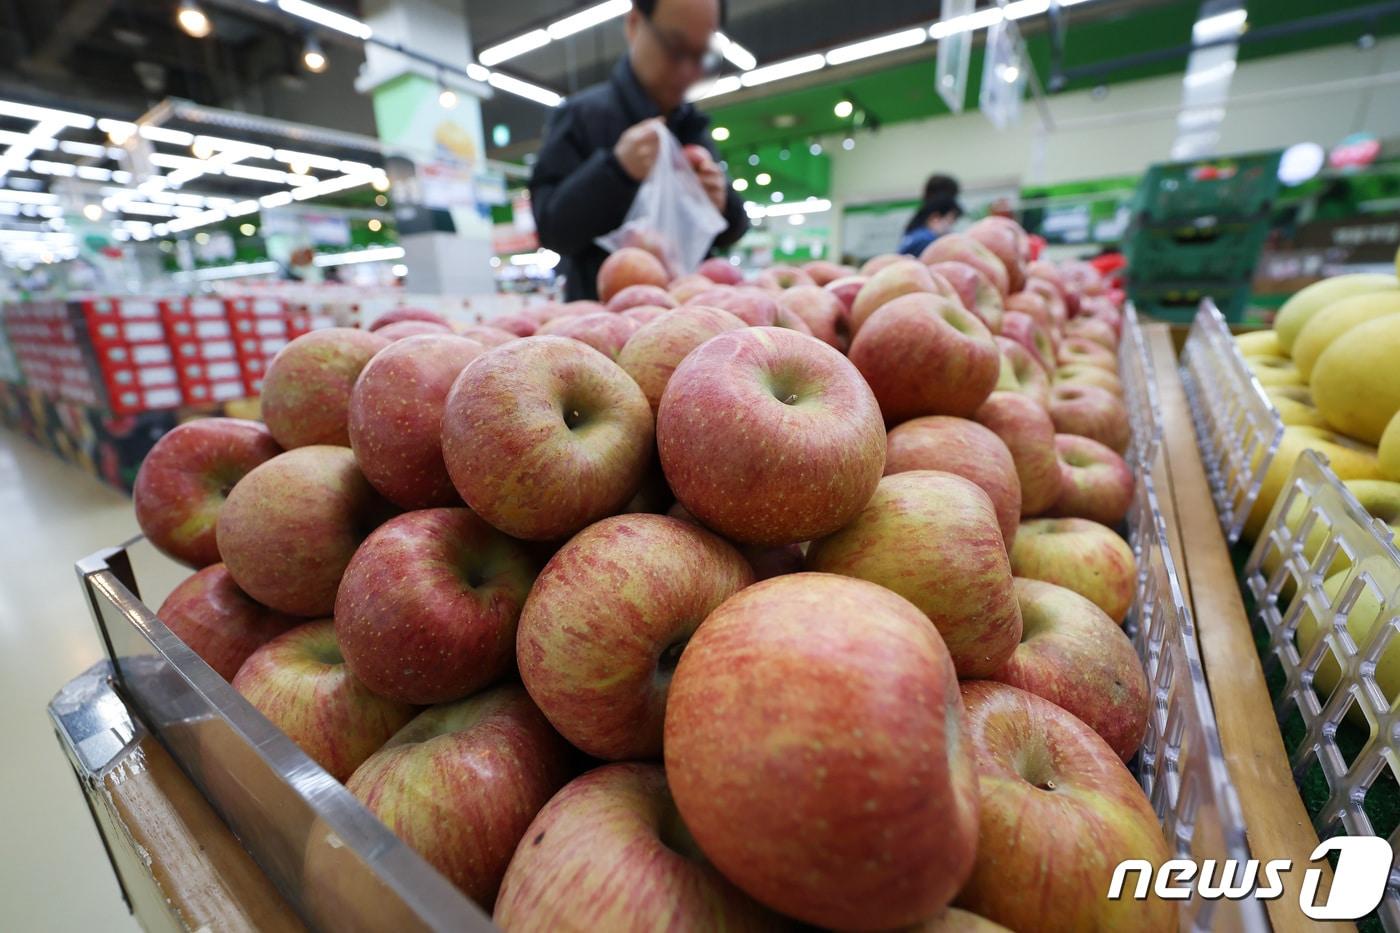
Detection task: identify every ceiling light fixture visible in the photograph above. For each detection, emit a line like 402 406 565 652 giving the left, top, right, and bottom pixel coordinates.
712 126 730 142
302 36 329 73
547 0 630 39
176 1 213 39
711 32 757 71
479 29 550 67
825 28 926 66
834 100 854 118
740 54 826 88
277 0 372 40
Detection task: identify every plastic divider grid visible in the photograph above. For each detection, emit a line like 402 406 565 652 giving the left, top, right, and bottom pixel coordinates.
1243 449 1400 930
1179 299 1284 544
1125 468 1266 931
1119 302 1163 476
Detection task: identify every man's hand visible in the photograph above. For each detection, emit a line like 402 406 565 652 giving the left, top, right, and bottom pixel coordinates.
684 144 728 213
614 118 663 182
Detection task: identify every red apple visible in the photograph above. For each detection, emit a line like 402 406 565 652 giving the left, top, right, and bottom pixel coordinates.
563 300 608 316
1051 434 1134 526
368 307 449 331
1000 311 1056 373
348 334 486 509
620 305 668 326
442 336 653 541
801 260 855 286
976 392 1063 516
992 578 1148 762
1055 363 1123 398
967 218 1026 292
618 305 746 412
849 293 1000 422
1065 317 1118 350
1022 277 1069 329
376 319 453 340
1004 291 1056 334
260 328 388 448
517 514 753 760
859 252 904 276
1079 297 1124 338
1058 335 1118 372
668 273 715 304
217 445 391 617
954 681 1173 932
777 285 848 350
536 311 640 360
1048 383 1130 454
1010 517 1136 624
668 502 803 582
995 336 1051 408
927 260 1005 333
806 471 1022 677
755 264 816 290
232 620 415 782
885 416 1021 547
346 684 571 907
489 312 539 337
697 256 743 285
849 258 939 334
920 234 1010 296
134 418 281 567
665 574 979 930
495 763 782 931
336 508 537 704
455 324 517 347
597 247 669 303
657 327 885 546
824 274 867 314
157 563 298 680
606 284 677 313
688 286 779 326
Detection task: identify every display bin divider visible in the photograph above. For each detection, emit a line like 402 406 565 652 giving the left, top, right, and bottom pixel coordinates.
1180 298 1284 543
1120 302 1164 477
1243 449 1400 930
75 538 494 933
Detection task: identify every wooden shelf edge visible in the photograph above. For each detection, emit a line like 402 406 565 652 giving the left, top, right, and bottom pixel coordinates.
1144 324 1349 933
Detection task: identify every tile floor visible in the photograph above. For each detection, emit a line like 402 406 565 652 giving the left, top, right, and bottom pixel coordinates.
0 431 144 932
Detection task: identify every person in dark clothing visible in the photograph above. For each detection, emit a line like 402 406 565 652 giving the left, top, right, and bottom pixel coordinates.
897 174 963 258
528 0 749 300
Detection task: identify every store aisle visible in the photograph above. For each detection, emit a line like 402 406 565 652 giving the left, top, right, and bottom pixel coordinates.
0 431 142 932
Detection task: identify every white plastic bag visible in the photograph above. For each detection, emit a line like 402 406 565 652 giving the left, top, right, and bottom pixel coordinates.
597 125 728 276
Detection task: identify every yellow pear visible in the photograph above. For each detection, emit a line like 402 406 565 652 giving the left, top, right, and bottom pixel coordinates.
1235 330 1284 358
1262 478 1400 601
1381 411 1400 482
1245 426 1381 539
1293 292 1400 381
1244 354 1304 387
1295 554 1400 732
1274 273 1398 354
1311 315 1400 445
1266 386 1328 428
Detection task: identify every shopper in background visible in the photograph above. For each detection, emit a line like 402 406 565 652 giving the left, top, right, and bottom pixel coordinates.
528 0 750 300
898 174 963 257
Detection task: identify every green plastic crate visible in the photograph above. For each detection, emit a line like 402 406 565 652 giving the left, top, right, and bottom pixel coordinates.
1133 152 1282 224
1126 218 1271 285
1129 281 1253 323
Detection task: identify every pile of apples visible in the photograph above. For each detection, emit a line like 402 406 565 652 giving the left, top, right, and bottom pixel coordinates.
1230 254 1400 711
131 216 1174 931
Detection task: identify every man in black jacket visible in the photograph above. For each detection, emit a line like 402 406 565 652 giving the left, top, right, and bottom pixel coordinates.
528 0 749 300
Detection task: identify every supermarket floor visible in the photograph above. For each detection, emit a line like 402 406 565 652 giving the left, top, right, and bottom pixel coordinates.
0 431 142 932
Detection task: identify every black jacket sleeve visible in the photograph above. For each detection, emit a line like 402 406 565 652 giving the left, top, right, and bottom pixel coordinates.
529 105 640 256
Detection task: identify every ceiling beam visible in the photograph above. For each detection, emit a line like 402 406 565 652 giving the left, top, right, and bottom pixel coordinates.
21 0 116 79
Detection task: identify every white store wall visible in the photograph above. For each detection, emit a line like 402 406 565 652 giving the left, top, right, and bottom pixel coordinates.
827 36 1400 207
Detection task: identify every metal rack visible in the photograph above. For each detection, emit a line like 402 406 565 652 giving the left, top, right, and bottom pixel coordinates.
1179 298 1285 543
1244 449 1400 931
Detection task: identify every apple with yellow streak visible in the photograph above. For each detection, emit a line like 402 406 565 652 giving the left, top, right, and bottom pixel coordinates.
1292 291 1400 381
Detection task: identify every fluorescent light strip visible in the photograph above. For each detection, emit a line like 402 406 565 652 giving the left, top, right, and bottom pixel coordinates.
825 28 926 66
225 163 301 184
740 54 826 88
1183 59 1236 87
195 136 276 161
0 129 54 148
547 0 630 40
139 124 195 146
176 261 282 281
0 98 95 129
712 32 757 71
28 160 76 177
274 149 344 172
166 209 227 233
479 29 550 67
687 75 743 102
227 200 259 217
487 72 563 107
290 171 378 201
76 166 112 181
57 140 108 158
1005 0 1051 19
277 0 372 40
931 6 1005 39
1194 8 1247 43
747 197 832 218
313 245 406 267
260 191 295 209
